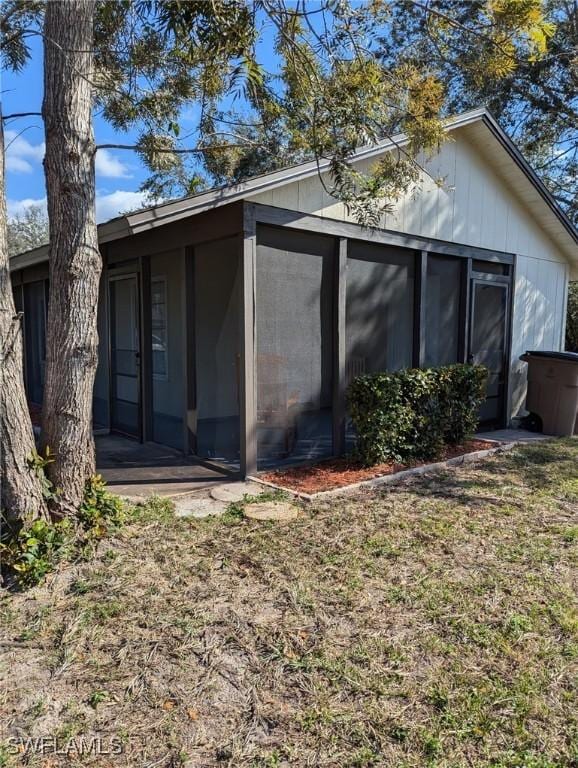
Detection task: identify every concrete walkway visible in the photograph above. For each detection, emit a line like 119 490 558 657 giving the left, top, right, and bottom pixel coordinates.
476 428 552 444
96 435 232 499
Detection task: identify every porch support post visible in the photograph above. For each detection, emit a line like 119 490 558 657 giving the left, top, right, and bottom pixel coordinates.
184 245 197 455
413 250 427 368
139 253 153 442
458 257 473 362
504 254 517 427
240 203 257 477
99 247 110 432
333 237 347 456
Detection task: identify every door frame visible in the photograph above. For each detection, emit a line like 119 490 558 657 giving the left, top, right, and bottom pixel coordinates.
108 271 143 441
468 273 512 428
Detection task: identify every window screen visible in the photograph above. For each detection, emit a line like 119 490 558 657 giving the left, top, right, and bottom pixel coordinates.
425 255 462 367
256 226 334 468
150 254 185 451
472 260 509 276
151 277 168 379
346 241 414 380
23 280 48 405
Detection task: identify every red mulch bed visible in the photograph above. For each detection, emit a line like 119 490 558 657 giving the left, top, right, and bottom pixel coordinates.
260 439 499 494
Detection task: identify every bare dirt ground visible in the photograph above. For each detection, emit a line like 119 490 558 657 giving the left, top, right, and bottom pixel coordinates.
1 439 577 767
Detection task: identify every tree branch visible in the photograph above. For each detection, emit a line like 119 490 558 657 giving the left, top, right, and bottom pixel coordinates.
2 112 42 120
97 142 260 154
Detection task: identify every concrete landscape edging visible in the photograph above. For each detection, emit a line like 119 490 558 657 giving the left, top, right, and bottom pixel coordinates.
249 441 519 503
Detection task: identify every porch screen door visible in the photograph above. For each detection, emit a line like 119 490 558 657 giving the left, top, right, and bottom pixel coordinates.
109 274 141 438
469 279 509 425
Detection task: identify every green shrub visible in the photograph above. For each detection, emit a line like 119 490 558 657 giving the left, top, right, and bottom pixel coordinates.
347 364 488 466
1 475 129 588
441 364 489 444
77 474 127 537
0 518 74 587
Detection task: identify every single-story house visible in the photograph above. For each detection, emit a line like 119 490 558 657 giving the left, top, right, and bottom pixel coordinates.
9 108 578 477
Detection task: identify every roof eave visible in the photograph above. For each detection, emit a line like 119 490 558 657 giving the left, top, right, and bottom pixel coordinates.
9 107 577 272
479 111 578 247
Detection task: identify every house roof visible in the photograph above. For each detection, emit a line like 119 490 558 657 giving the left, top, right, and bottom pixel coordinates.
10 107 578 273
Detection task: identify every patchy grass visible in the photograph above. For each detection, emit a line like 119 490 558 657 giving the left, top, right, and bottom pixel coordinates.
0 439 576 767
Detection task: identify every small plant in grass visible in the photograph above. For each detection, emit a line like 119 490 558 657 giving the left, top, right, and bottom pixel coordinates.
1 474 130 588
28 448 59 504
0 744 13 768
77 474 127 538
224 500 246 520
0 517 74 588
132 495 175 524
88 689 110 708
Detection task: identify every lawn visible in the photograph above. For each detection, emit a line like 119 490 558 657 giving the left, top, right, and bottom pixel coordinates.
1 439 577 767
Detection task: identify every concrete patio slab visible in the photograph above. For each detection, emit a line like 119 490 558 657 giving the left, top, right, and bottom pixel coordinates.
475 428 552 443
210 481 264 503
173 496 227 518
96 434 233 499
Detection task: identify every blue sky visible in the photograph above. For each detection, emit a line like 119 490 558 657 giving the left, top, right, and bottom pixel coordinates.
4 35 156 222
3 4 380 224
3 10 292 224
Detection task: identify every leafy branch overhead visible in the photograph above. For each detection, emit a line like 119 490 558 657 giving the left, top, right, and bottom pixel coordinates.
383 0 576 224
2 0 558 225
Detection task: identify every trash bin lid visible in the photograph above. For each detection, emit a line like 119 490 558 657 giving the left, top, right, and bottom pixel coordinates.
523 350 578 362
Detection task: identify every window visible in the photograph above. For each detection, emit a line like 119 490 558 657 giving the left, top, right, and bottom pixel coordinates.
472 260 509 276
23 279 48 404
151 276 168 379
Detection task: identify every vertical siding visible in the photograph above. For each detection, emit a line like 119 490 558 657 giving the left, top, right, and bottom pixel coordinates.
509 255 569 418
248 130 568 265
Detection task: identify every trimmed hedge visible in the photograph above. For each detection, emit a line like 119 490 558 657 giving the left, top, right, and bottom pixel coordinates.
347 364 488 466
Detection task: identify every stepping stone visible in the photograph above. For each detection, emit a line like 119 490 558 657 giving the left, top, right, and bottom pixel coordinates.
244 501 300 522
173 497 226 518
210 481 264 503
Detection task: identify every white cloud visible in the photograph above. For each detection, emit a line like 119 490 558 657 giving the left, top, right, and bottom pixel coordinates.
95 189 150 221
7 196 47 218
8 189 151 224
5 134 131 178
95 148 132 179
4 129 45 174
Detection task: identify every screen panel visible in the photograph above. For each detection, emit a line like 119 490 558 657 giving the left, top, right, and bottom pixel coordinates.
256 226 334 468
470 281 508 423
425 255 462 367
195 237 241 465
346 241 415 379
109 275 141 438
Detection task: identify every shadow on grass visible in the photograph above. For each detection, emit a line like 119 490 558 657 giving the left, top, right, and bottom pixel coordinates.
380 439 577 508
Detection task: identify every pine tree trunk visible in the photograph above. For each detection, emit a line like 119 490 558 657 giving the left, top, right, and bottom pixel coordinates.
0 111 49 526
41 0 100 513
